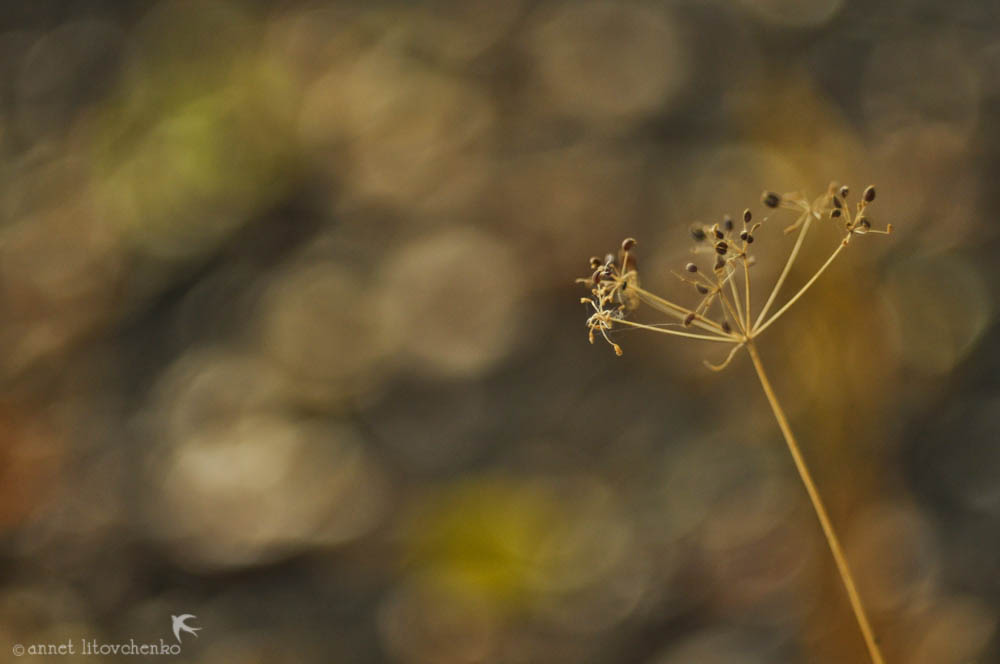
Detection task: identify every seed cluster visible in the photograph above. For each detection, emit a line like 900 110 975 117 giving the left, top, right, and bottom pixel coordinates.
577 181 892 365
691 207 760 268
578 239 644 355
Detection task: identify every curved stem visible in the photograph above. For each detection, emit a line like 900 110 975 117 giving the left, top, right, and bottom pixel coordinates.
745 343 885 664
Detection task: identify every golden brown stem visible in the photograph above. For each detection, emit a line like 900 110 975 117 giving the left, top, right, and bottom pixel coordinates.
745 342 885 664
742 255 752 332
633 286 730 336
754 210 814 330
753 237 846 336
613 318 736 343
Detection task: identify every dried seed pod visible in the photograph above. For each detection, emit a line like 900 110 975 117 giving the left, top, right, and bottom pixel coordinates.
832 196 842 209
589 256 602 269
831 208 842 218
723 215 734 231
714 254 726 270
839 185 849 198
621 237 637 251
695 283 709 294
743 209 752 223
684 312 696 326
713 226 725 239
685 262 698 273
715 241 728 255
762 191 781 208
745 234 754 243
690 225 706 242
863 185 876 202
739 230 748 241
721 321 731 333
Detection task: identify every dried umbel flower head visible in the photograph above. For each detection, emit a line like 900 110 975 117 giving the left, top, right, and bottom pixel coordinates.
577 181 891 366
576 182 893 664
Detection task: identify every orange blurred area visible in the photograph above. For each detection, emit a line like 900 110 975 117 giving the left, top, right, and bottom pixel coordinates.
0 1 998 662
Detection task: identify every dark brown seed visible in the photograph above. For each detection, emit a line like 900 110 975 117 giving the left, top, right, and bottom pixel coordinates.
690 226 706 242
743 209 752 223
762 191 781 208
715 254 726 270
723 216 734 231
589 256 602 269
696 283 709 294
592 271 602 284
832 196 842 208
721 321 731 333
684 313 696 326
839 185 849 198
863 185 876 202
739 230 749 241
715 241 728 255
713 227 724 239
685 262 698 273
745 234 754 243
831 209 842 218
621 237 637 251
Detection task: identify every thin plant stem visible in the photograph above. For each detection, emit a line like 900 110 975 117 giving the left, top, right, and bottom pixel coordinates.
712 269 745 335
746 342 885 664
742 255 752 333
613 318 736 342
754 237 847 336
727 268 746 333
633 286 729 336
754 211 814 331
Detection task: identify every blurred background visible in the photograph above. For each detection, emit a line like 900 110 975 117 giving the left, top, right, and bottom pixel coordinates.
0 0 997 662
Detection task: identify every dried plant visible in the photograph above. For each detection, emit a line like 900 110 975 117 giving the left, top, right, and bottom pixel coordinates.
578 182 892 663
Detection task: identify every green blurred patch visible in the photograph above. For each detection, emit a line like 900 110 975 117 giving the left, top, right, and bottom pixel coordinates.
90 2 300 259
402 476 566 610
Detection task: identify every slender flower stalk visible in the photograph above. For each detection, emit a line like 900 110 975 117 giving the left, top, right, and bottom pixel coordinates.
747 342 884 664
577 182 892 663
